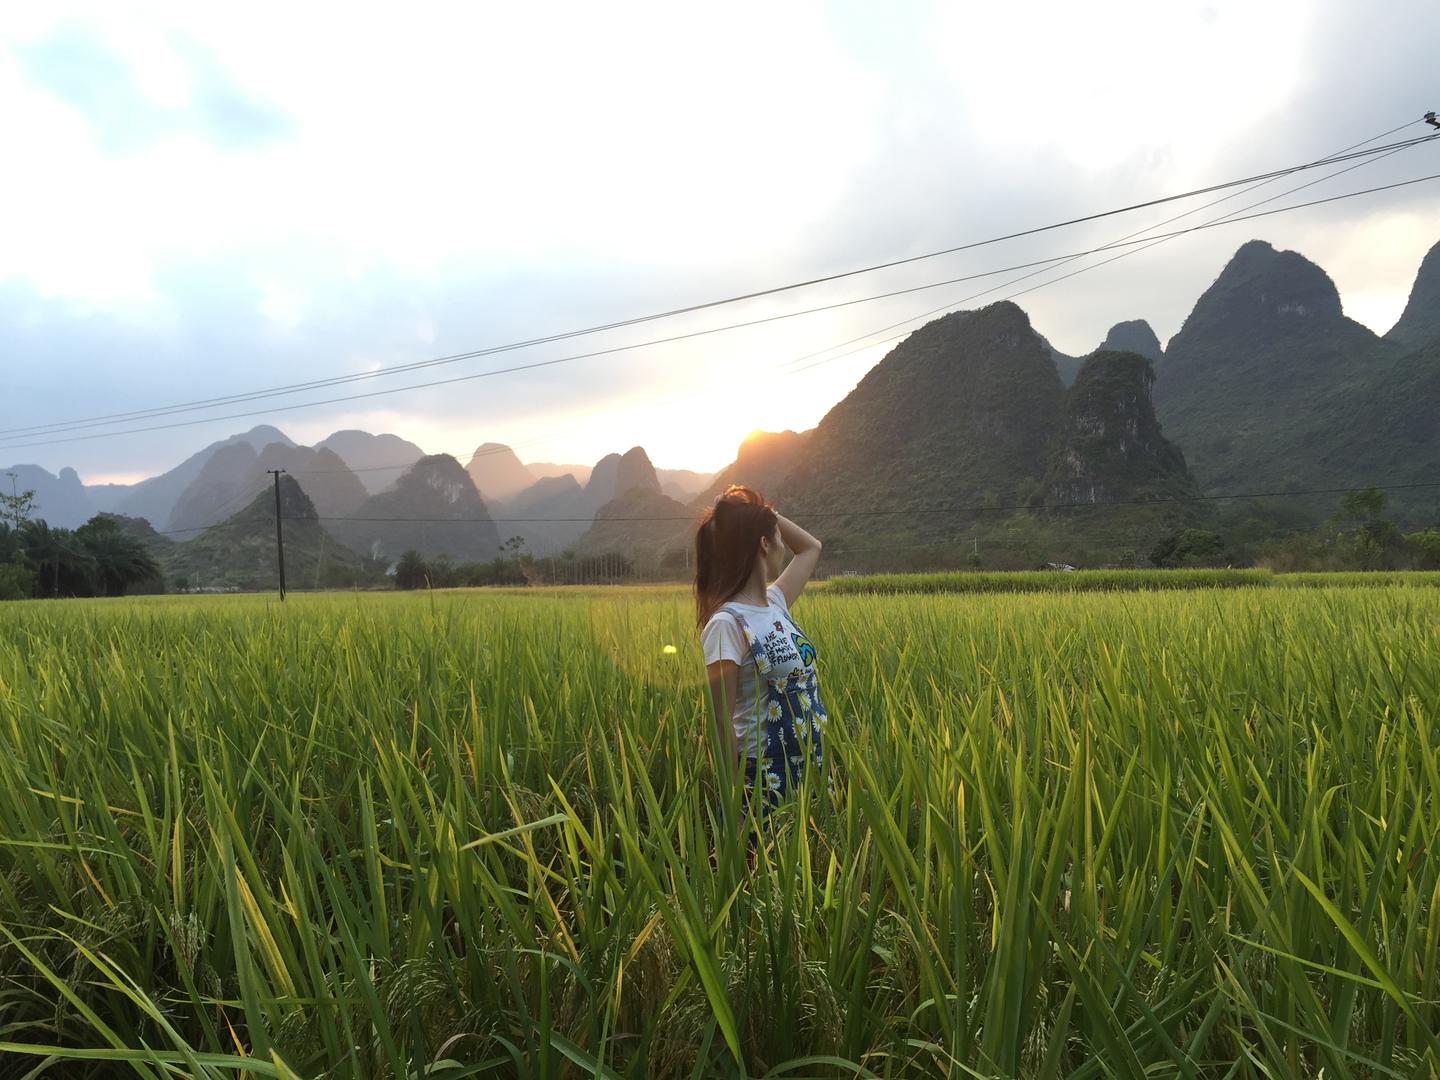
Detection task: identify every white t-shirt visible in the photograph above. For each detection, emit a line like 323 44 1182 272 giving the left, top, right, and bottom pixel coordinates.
701 584 817 759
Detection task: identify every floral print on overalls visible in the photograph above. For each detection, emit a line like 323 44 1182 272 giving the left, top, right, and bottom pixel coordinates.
721 602 829 819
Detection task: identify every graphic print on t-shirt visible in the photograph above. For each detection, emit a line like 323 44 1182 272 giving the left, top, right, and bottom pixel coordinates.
755 620 800 671
791 631 816 666
705 590 825 763
747 613 818 681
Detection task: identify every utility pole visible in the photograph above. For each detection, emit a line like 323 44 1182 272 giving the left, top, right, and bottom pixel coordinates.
268 469 287 602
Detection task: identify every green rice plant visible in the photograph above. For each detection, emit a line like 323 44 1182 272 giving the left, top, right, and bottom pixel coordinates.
0 585 1437 1076
824 568 1440 595
822 568 1273 595
1275 571 1440 588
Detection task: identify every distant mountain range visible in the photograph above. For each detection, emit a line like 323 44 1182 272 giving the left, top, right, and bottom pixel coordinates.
104 476 367 592
685 302 1200 559
316 430 425 494
6 423 717 550
167 442 368 535
686 237 1440 559
331 454 501 562
1153 239 1440 518
8 236 1438 578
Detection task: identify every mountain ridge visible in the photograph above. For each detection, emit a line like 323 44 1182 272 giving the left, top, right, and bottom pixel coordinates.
109 425 296 529
465 443 535 502
1152 238 1403 496
1043 350 1199 513
142 475 369 591
316 430 425 494
774 301 1067 539
329 453 501 562
12 233 1440 578
1386 238 1440 348
166 442 369 536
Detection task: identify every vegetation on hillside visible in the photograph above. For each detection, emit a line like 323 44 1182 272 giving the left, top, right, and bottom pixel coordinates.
1 485 162 598
392 539 637 589
1045 353 1192 498
12 240 1440 589
1153 240 1439 521
151 476 376 592
330 454 502 563
776 302 1067 549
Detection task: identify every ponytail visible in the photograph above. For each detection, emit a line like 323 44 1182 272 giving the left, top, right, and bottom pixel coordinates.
694 485 777 626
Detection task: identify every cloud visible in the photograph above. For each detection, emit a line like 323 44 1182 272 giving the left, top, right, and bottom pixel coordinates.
2 0 1438 483
15 24 292 154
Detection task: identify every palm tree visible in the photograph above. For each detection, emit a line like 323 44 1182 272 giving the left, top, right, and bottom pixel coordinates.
78 526 161 596
393 549 428 590
0 523 21 565
20 521 91 598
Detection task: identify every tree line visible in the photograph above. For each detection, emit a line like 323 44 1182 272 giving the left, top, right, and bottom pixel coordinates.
2 487 161 600
1144 488 1439 571
5 480 1434 601
392 538 635 590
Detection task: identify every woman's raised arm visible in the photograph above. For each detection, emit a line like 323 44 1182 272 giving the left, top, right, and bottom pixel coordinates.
772 513 821 607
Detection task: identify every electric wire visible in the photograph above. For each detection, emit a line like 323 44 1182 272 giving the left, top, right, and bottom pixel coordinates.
147 478 1440 537
31 115 1440 552
4 127 1435 441
298 122 1417 482
5 168 1438 454
142 126 1440 534
785 125 1427 376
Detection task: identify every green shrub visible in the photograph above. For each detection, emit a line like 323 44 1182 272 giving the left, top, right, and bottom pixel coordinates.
0 562 33 600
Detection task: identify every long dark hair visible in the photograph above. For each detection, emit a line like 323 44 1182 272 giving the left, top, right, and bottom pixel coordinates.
694 485 778 626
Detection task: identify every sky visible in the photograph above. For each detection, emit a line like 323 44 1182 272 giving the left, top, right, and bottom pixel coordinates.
2 0 1438 485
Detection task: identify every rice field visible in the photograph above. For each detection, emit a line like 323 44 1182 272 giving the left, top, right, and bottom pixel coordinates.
821 568 1440 595
821 569 1274 595
1 584 1438 1078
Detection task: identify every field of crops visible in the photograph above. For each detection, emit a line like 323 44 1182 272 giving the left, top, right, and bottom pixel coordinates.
822 568 1440 594
2 584 1438 1078
821 569 1273 595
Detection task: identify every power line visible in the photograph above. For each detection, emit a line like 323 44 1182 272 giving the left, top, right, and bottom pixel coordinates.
134 120 1440 536
153 479 1438 531
143 478 1439 543
6 168 1439 455
819 521 1395 559
305 119 1385 481
999 141 1423 311
58 115 1440 538
993 117 1428 310
5 127 1436 442
238 116 1440 476
786 126 1428 377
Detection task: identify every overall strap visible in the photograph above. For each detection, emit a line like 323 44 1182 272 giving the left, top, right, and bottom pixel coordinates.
719 603 774 689
718 603 759 660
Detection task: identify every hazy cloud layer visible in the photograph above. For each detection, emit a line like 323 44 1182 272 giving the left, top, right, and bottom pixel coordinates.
2 0 1437 482
17 25 292 154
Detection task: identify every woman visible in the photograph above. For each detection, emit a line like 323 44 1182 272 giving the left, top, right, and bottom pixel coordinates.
695 485 826 823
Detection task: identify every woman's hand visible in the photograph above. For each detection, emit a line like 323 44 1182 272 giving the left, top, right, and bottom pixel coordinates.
772 513 822 606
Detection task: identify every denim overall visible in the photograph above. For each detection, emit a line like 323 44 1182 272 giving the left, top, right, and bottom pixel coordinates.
721 601 829 819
